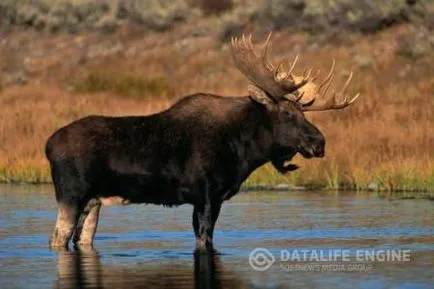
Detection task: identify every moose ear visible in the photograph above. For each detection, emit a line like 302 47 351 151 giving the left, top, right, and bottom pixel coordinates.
248 85 275 107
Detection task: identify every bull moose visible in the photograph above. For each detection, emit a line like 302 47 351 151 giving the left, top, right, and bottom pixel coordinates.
46 33 360 250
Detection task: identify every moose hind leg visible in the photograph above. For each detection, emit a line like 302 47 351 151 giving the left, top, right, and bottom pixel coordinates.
50 203 81 248
48 158 93 249
73 199 102 247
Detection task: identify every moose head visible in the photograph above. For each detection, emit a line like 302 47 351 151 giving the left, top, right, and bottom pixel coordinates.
230 33 360 164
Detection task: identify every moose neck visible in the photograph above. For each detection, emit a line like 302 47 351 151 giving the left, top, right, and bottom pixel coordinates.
231 97 276 178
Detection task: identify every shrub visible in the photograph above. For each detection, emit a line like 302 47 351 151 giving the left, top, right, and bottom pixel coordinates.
116 0 191 31
188 0 233 15
396 26 434 60
255 0 430 34
0 0 192 33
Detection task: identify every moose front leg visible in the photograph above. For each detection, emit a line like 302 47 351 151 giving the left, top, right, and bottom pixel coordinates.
192 202 221 251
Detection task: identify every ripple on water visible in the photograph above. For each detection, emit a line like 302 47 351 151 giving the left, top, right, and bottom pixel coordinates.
0 186 433 289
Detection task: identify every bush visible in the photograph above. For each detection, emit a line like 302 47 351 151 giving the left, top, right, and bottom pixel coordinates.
1 0 432 34
116 0 191 31
256 0 430 33
0 0 192 33
188 0 233 15
396 26 434 60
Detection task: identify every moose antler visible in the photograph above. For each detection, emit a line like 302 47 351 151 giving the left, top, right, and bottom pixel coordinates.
231 32 360 110
298 61 361 111
230 33 313 101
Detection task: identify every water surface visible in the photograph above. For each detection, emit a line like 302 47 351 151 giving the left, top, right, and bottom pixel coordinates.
0 185 433 288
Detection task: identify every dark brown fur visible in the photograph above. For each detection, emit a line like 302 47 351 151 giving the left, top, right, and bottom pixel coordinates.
46 93 325 250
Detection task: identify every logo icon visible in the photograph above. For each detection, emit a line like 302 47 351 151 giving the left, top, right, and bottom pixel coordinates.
249 248 275 271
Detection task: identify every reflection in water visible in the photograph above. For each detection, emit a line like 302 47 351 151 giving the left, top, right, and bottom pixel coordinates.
55 248 247 289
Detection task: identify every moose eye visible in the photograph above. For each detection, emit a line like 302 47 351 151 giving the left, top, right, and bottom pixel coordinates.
286 111 292 117
284 111 295 120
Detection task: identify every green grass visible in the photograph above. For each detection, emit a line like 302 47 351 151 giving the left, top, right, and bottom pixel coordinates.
242 164 434 192
0 165 51 184
0 163 432 192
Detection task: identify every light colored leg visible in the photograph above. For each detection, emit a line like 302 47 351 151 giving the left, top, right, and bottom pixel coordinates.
73 199 102 247
50 204 80 248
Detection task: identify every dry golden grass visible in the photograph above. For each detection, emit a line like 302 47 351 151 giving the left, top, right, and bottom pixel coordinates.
0 24 432 190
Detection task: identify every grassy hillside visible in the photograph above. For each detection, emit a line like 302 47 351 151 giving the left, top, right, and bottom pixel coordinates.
0 1 433 191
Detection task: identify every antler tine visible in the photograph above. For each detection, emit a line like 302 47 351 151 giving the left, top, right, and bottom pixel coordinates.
303 68 312 80
348 93 361 105
291 77 309 91
278 62 312 92
339 71 353 95
288 54 299 75
242 34 248 49
321 73 334 98
248 34 253 49
329 71 357 104
301 72 361 111
283 54 299 81
325 89 360 110
262 32 273 54
309 69 321 82
318 60 335 93
284 90 305 103
273 63 283 81
282 67 312 92
295 91 304 102
232 36 241 49
261 32 274 70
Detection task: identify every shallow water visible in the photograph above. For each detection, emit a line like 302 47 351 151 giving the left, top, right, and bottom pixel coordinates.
0 185 433 289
